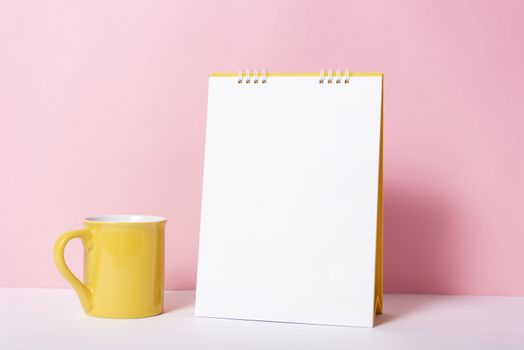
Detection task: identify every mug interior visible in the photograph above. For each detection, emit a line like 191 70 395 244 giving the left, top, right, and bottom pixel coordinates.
84 215 166 223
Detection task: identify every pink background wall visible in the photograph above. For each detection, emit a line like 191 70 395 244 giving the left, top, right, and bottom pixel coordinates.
1 0 523 295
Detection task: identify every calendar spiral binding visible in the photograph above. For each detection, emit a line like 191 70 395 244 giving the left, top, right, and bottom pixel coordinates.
237 69 267 84
236 68 351 84
319 68 351 84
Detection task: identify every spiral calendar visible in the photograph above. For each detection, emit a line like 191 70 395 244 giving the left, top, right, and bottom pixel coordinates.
196 69 384 327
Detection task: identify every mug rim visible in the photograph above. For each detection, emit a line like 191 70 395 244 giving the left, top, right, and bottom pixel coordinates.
83 215 167 224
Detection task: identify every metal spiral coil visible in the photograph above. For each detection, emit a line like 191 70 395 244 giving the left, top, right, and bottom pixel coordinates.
319 68 351 84
237 69 267 84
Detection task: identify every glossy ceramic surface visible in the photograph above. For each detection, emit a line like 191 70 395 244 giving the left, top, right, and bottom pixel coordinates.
54 215 166 318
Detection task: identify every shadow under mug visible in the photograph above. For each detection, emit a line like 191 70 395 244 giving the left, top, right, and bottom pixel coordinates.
54 215 166 318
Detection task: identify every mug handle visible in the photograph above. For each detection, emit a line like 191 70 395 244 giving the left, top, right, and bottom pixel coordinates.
53 229 93 312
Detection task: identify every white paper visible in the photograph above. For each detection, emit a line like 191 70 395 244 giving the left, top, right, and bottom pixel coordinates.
196 75 383 327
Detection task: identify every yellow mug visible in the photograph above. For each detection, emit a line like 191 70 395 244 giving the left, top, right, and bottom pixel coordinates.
54 215 166 318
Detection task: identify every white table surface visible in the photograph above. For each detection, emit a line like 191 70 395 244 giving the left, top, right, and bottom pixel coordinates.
1 288 523 349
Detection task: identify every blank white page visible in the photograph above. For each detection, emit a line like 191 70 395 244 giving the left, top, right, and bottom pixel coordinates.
196 74 383 327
